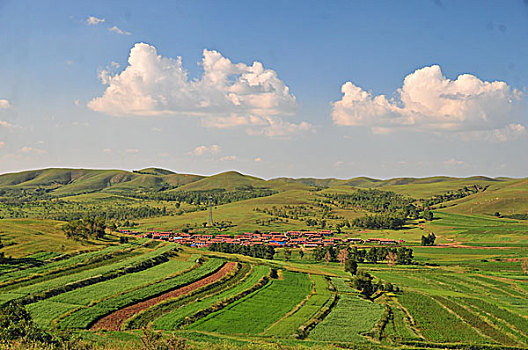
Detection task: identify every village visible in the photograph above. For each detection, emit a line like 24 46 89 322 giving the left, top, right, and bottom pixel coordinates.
118 229 402 249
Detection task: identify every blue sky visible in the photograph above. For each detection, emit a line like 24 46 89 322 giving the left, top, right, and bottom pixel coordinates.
0 0 527 179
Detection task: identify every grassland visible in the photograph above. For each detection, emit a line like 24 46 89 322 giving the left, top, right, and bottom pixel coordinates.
0 168 527 349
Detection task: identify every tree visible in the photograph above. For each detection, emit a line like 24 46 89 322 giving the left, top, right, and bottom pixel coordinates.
352 271 375 298
367 247 378 263
284 248 292 261
62 216 106 240
421 232 436 246
337 248 349 264
345 259 357 275
396 247 413 265
324 250 332 264
386 251 397 267
313 246 325 261
0 301 51 344
423 210 434 221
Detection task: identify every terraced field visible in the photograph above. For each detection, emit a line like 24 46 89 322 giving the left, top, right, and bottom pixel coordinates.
188 270 313 335
369 265 528 347
152 264 271 330
310 278 384 343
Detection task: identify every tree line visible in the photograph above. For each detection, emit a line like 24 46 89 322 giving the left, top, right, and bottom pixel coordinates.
62 216 107 240
208 242 276 260
311 245 413 265
321 189 413 213
125 187 276 206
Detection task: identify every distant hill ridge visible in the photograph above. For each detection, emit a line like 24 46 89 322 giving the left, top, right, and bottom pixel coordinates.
0 167 514 197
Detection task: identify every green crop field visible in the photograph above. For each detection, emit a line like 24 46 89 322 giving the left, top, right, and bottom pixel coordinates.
309 278 384 342
153 264 270 331
0 168 527 350
264 274 333 337
57 258 224 329
188 270 312 335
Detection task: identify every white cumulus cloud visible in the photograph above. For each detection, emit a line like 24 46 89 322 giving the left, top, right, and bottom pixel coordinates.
0 120 14 128
19 146 46 155
109 25 130 35
89 43 309 137
86 16 105 25
443 158 465 166
193 144 220 156
332 65 525 141
0 99 11 109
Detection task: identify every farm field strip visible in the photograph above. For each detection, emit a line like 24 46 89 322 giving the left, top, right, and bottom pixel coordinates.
309 284 384 343
432 295 516 345
382 297 421 341
0 242 140 283
24 256 196 328
150 264 270 331
187 270 312 335
433 274 528 315
455 297 528 345
91 261 237 331
125 262 252 329
397 290 490 344
27 300 79 329
49 257 194 306
264 274 333 338
58 258 225 329
2 244 177 300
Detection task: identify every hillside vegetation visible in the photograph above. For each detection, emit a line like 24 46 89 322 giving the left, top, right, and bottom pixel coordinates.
0 168 527 349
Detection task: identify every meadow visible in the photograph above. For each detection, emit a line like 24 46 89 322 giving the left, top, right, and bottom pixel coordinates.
0 168 527 349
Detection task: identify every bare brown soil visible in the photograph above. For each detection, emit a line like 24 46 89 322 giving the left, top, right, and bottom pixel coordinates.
91 261 237 331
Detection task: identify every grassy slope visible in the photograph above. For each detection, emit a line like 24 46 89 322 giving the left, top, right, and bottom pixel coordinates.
0 219 112 258
1 167 527 254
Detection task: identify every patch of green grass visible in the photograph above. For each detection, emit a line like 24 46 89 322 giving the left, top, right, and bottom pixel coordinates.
188 270 312 335
51 257 194 306
152 264 270 330
397 290 488 343
310 287 383 342
59 258 225 329
264 274 333 337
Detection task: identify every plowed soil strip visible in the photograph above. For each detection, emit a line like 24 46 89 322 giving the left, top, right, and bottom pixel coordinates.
91 262 236 331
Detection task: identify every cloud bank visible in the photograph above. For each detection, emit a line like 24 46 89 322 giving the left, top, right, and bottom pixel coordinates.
89 43 311 137
332 65 525 141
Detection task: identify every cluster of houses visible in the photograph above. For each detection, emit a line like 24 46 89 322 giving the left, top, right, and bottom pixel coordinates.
118 229 401 249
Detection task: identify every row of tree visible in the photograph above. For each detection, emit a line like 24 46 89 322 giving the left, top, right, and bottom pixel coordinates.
208 242 275 260
311 245 414 265
321 189 413 213
127 187 276 206
352 212 407 229
62 216 106 240
421 185 487 208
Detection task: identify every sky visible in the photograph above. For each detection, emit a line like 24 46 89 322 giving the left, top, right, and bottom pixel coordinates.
0 0 528 179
